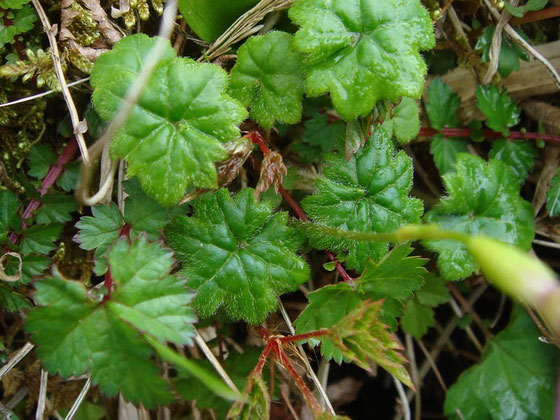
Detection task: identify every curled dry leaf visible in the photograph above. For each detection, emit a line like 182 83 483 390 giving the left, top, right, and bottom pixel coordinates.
255 151 287 199
0 252 23 282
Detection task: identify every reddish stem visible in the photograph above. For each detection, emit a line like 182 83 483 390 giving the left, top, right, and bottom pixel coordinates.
102 269 113 302
278 329 329 344
510 6 560 26
251 341 275 378
419 127 560 144
246 131 355 284
119 223 132 239
3 139 79 251
275 342 322 414
213 319 225 362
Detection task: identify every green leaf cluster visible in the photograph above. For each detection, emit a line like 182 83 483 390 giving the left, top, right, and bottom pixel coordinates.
25 237 197 408
165 188 310 324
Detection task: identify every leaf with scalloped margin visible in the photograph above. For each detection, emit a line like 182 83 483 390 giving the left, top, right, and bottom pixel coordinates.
424 154 535 281
165 188 309 324
489 139 536 184
229 31 304 129
25 237 196 408
289 0 435 120
91 34 247 206
302 128 423 272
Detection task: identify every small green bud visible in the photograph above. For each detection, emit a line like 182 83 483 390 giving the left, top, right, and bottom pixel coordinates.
466 236 560 334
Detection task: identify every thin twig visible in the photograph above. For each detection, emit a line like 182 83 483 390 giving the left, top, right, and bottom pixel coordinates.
76 0 178 206
405 334 420 420
64 378 91 420
393 376 411 420
277 300 336 415
448 298 484 353
414 339 447 392
448 284 493 339
0 78 89 108
483 0 560 90
0 342 34 380
30 0 90 164
194 329 239 394
36 369 48 420
533 239 560 250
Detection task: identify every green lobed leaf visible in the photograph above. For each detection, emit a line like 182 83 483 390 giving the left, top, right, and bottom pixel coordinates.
430 134 469 175
294 283 362 363
25 237 196 408
289 0 435 120
0 0 30 9
0 189 20 243
546 173 560 217
400 298 434 338
416 273 449 307
0 283 30 312
475 84 520 135
20 223 62 255
91 34 248 206
445 307 558 419
425 77 461 130
381 97 420 144
489 139 536 184
27 144 56 179
35 193 77 224
229 31 304 129
74 203 123 253
302 128 423 272
359 244 427 300
165 188 310 324
56 161 80 192
302 110 346 153
2 253 51 284
475 26 530 78
424 154 535 281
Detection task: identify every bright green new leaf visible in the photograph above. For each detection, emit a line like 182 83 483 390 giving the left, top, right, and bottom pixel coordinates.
475 85 520 135
489 139 536 184
25 237 196 407
92 34 248 206
430 134 469 175
425 77 461 130
27 144 56 179
165 188 309 324
289 0 435 120
35 194 77 224
302 128 423 272
359 244 427 300
0 0 30 9
400 298 434 338
20 223 62 255
0 5 36 49
74 203 123 275
229 31 304 129
475 26 530 78
0 189 20 243
382 97 420 144
328 300 413 388
303 111 346 153
445 307 558 419
546 174 560 217
424 154 535 280
295 283 362 363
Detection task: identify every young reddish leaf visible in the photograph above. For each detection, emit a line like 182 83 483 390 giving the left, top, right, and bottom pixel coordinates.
327 300 413 388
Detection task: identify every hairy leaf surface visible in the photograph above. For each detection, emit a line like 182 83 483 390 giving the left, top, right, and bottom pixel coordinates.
424 154 535 280
489 139 536 184
289 0 435 120
165 188 309 324
430 134 469 175
302 129 423 272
